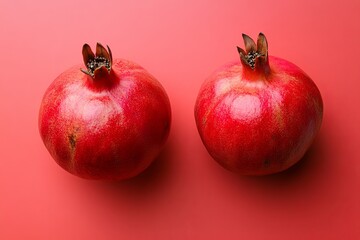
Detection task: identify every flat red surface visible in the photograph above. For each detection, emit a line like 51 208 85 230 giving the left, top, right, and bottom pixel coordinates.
1 0 359 239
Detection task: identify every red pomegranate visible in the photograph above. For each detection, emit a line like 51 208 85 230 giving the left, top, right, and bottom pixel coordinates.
39 43 171 180
194 33 323 175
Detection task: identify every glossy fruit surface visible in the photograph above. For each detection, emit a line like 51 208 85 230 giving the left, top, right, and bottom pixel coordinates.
39 43 171 180
194 33 323 175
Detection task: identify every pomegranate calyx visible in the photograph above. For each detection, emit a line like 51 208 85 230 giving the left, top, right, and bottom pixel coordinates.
81 43 113 78
237 33 269 73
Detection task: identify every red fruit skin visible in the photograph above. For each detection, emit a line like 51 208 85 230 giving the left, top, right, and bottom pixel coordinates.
195 56 323 175
39 59 171 180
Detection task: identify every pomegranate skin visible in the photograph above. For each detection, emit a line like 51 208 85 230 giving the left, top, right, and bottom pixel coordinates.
195 44 323 175
39 57 171 180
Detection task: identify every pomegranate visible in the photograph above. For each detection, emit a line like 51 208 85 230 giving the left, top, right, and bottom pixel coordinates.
39 43 171 180
194 33 323 175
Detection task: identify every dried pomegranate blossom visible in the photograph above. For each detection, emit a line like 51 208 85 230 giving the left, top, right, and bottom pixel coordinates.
236 33 272 78
80 43 112 77
39 43 171 180
194 33 323 175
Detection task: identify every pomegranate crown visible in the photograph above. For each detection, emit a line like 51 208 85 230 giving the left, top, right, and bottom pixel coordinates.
81 43 113 78
237 32 269 72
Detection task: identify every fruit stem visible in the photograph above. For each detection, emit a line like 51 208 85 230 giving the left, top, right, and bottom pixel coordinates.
237 33 270 76
80 43 113 79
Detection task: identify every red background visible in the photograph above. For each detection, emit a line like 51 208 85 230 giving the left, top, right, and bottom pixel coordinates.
1 0 360 239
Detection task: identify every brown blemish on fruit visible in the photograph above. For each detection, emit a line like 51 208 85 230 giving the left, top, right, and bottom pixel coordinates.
67 130 78 172
68 133 76 150
274 105 285 129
